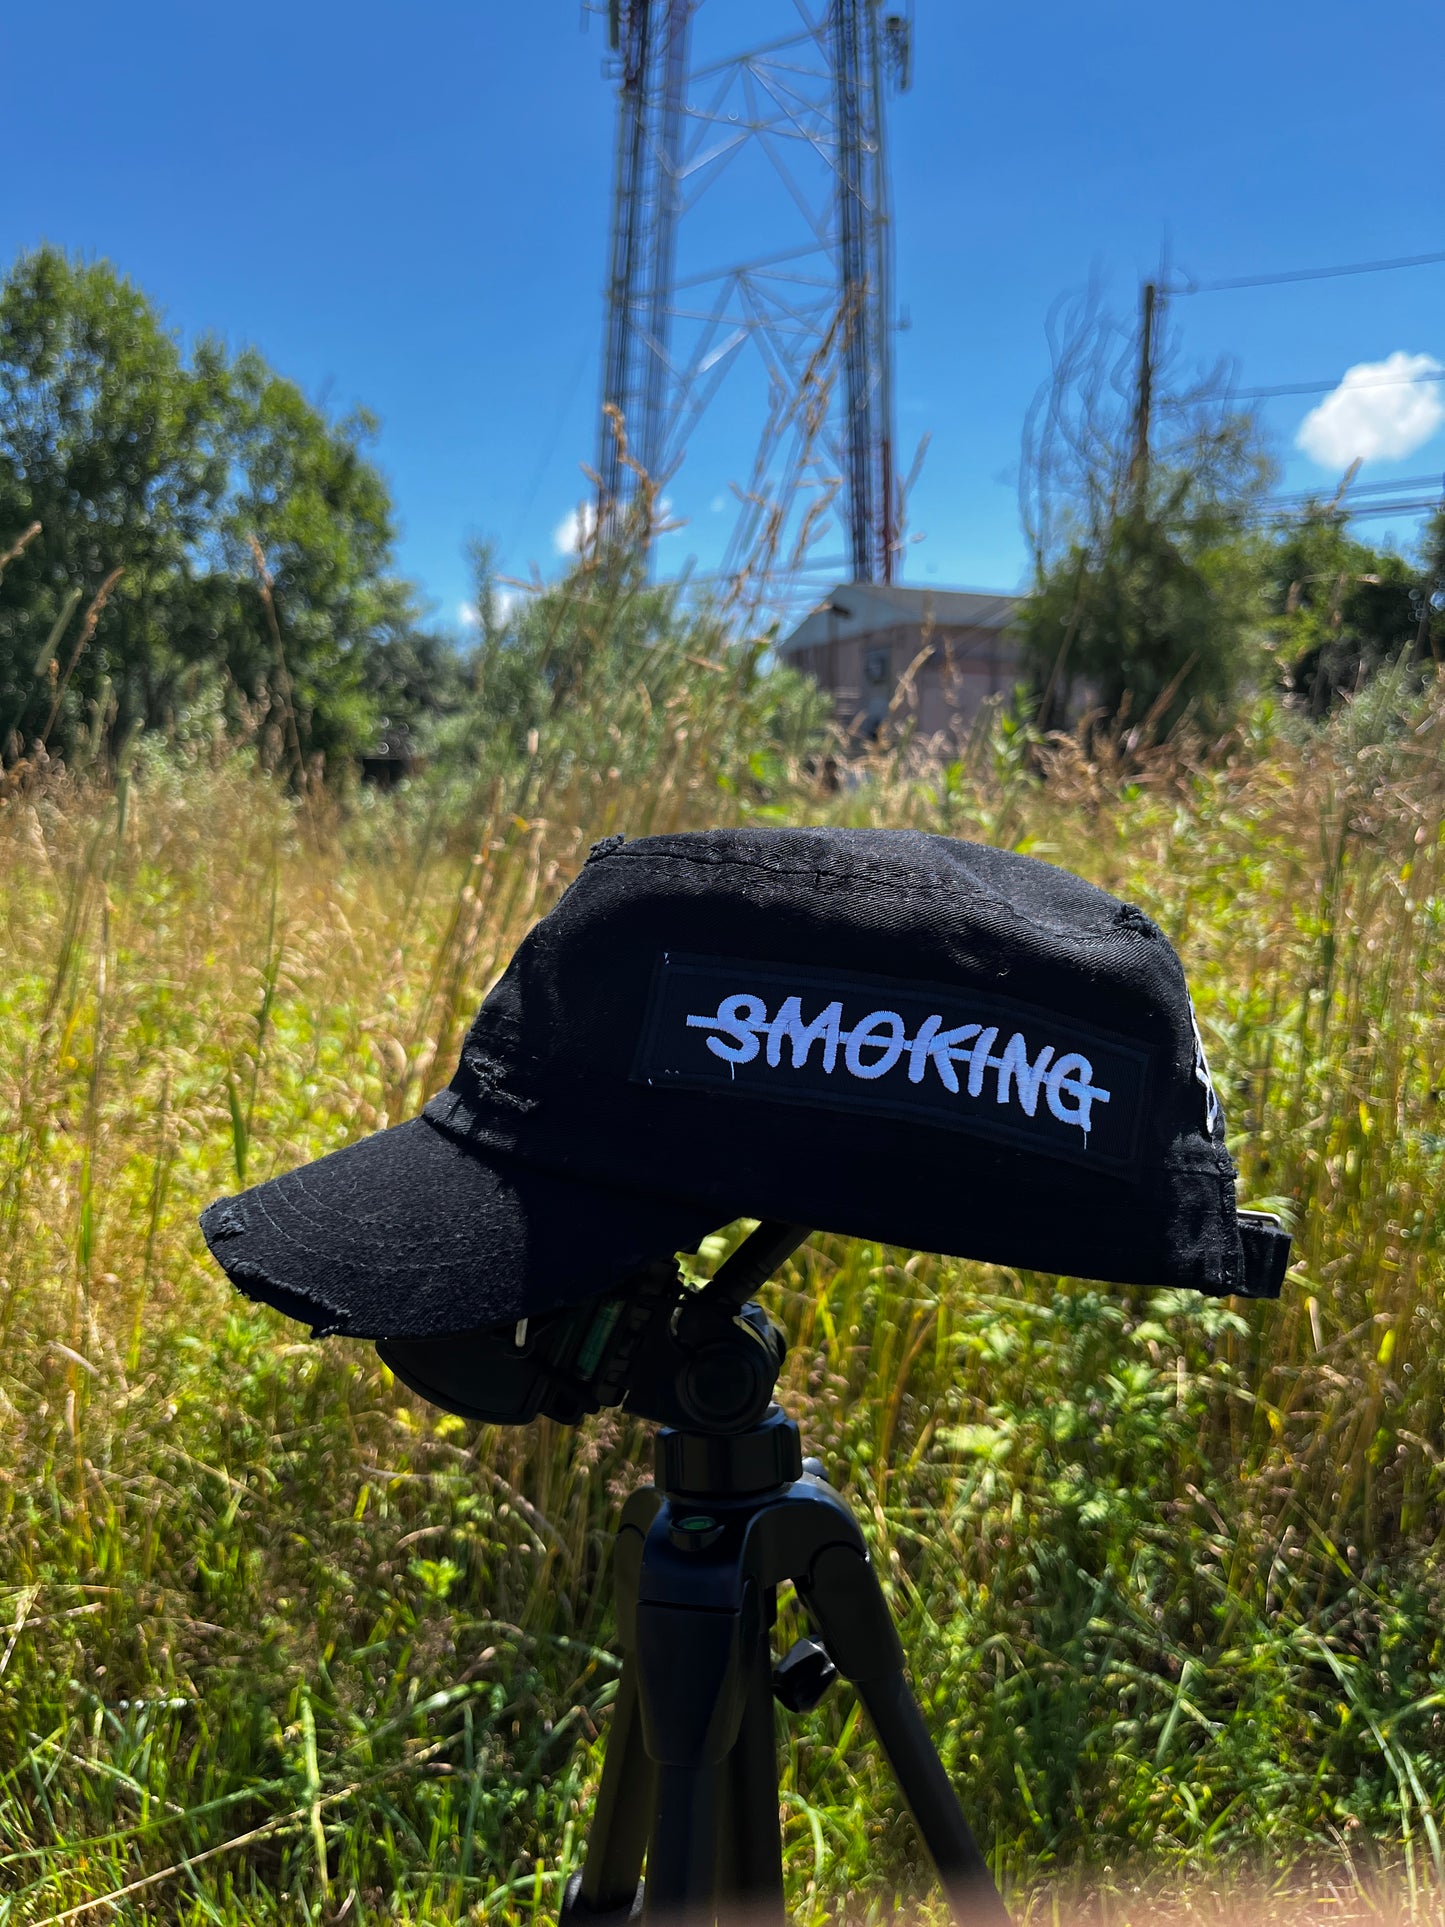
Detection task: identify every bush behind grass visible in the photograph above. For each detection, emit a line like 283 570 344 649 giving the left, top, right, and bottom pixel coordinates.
1 684 1444 1923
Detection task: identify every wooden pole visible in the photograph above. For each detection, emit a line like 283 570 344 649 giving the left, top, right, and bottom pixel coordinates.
1128 280 1157 500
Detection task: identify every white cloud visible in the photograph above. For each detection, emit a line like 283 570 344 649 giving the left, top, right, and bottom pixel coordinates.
553 501 598 555
457 600 479 629
1297 351 1444 467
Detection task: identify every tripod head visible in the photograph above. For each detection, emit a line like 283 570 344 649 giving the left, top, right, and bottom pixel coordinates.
377 1221 810 1435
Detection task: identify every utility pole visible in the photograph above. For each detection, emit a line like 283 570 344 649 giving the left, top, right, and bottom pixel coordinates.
1128 279 1158 501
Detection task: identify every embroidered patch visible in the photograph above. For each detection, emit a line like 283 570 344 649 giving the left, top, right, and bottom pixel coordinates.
633 955 1151 1174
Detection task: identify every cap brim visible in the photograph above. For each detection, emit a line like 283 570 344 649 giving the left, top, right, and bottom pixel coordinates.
200 1115 719 1339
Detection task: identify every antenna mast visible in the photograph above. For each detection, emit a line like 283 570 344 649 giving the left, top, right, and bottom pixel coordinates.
595 0 910 589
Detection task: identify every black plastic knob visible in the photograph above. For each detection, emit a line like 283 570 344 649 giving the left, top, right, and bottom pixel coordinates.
773 1636 838 1712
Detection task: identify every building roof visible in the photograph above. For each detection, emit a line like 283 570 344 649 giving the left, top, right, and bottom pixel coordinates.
778 582 1020 655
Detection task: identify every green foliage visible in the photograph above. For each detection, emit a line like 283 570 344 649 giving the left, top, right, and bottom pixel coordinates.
3 684 1445 1919
1424 504 1445 597
1021 459 1271 739
1016 287 1445 739
1267 510 1435 717
0 247 828 792
0 247 431 769
0 246 229 751
212 350 426 768
1016 285 1278 740
438 539 831 800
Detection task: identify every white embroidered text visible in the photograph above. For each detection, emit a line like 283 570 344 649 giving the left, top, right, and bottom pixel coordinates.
685 992 1111 1136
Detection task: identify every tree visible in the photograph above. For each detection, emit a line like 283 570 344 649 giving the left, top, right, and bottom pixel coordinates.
0 247 433 770
1017 284 1274 739
446 537 829 794
1267 508 1430 717
1415 502 1445 658
0 247 229 754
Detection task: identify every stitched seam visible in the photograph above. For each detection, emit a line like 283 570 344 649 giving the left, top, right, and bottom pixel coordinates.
602 844 1161 946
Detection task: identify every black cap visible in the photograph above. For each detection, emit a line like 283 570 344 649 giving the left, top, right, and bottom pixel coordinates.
200 827 1288 1338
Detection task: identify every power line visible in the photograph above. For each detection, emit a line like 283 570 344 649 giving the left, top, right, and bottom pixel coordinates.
1269 472 1445 504
1170 480 1445 529
1212 367 1444 403
1258 496 1443 524
1342 473 1443 499
1319 498 1443 521
1173 247 1445 296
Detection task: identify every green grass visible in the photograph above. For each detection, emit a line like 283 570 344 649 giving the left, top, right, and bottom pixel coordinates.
1 691 1443 1924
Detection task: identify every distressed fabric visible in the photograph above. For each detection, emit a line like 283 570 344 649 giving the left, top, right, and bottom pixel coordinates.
199 1119 716 1338
202 826 1267 1339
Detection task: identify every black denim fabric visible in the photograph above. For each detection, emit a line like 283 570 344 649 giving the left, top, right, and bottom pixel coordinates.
202 827 1273 1338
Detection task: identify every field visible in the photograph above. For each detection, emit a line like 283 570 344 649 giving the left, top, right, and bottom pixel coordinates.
1 684 1444 1924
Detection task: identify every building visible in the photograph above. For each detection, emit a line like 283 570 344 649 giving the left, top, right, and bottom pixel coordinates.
778 583 1023 740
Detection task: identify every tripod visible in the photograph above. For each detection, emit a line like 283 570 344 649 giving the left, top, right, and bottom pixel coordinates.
558 1229 1011 1927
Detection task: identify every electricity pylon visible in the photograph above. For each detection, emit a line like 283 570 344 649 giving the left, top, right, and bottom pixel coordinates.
594 0 911 590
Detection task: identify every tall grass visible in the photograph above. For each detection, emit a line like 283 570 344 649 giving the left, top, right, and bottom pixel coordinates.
0 678 1443 1923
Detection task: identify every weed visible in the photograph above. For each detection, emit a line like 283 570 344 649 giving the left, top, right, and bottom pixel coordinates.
0 684 1443 1921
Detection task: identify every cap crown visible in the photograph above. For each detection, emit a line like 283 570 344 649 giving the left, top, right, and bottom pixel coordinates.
425 827 1245 1295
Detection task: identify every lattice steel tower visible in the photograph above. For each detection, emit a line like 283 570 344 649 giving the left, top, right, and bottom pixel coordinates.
594 0 911 588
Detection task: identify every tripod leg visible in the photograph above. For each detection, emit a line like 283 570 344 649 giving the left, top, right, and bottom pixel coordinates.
714 1596 785 1920
633 1583 761 1923
800 1544 1010 1927
565 1664 651 1919
564 1497 657 1924
645 1764 722 1923
854 1668 1008 1926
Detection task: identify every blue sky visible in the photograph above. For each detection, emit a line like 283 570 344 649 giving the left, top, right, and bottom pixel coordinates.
3 1 1442 634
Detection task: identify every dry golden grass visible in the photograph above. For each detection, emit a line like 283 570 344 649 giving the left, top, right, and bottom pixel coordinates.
1 679 1442 1920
